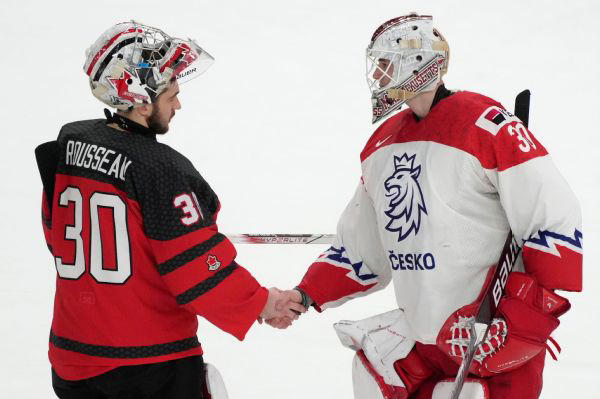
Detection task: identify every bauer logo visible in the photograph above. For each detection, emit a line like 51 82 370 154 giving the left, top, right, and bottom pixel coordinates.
177 67 197 81
383 153 427 241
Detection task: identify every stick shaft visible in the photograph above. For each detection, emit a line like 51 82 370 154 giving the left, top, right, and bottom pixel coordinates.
449 90 530 399
227 234 335 244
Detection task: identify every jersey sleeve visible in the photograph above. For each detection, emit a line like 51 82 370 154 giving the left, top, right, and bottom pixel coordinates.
480 114 582 292
135 161 267 340
297 180 391 310
40 190 53 254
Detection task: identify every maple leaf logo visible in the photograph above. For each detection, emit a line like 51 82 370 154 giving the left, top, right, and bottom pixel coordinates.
206 255 221 271
108 70 149 104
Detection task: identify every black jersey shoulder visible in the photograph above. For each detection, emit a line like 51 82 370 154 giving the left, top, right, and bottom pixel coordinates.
57 118 204 191
56 119 220 238
57 118 196 173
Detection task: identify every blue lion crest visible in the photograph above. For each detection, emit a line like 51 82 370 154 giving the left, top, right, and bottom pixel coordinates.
383 153 427 241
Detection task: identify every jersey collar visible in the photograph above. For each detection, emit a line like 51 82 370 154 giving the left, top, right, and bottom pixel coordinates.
413 84 454 122
104 109 157 140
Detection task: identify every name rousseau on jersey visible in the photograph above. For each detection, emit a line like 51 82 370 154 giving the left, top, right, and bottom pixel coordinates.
65 139 132 181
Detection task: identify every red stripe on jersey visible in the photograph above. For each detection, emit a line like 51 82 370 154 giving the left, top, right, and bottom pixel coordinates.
86 28 141 76
298 261 377 308
522 245 582 292
148 225 221 264
360 91 548 172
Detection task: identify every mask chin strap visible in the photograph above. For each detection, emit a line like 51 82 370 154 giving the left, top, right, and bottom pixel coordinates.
104 108 156 138
386 88 420 101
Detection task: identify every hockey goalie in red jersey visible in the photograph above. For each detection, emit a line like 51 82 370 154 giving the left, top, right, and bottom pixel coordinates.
267 13 582 399
36 21 305 399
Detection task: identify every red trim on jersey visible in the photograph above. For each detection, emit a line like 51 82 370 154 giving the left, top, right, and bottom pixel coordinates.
148 226 220 264
86 28 140 76
360 92 548 172
298 261 377 308
522 245 582 292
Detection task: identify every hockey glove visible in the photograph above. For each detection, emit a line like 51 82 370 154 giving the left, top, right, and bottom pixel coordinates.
436 272 570 377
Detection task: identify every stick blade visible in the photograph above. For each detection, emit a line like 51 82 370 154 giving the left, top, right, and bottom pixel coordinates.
514 89 531 128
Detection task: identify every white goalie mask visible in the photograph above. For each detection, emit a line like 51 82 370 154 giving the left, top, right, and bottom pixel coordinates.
84 21 214 110
366 14 449 123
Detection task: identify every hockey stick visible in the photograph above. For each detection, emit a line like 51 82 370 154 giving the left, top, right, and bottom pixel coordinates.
227 234 335 244
449 90 530 399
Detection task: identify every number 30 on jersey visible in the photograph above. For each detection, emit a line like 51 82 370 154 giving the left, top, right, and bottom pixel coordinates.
54 187 131 284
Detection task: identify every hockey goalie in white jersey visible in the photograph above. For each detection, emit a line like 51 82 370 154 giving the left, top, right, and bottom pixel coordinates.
272 13 582 399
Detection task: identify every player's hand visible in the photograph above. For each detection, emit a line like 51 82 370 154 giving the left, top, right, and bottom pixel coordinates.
265 316 294 329
260 288 306 322
263 289 309 329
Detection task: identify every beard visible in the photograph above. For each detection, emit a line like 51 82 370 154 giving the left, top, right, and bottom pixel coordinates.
147 106 170 135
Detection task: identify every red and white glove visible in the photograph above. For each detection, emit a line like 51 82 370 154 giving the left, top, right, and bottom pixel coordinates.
443 313 508 370
437 272 570 377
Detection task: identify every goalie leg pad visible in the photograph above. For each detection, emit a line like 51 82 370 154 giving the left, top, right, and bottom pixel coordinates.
203 363 229 399
334 309 416 387
431 378 489 399
353 351 408 399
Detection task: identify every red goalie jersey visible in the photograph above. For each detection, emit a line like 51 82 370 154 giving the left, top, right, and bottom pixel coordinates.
40 119 268 380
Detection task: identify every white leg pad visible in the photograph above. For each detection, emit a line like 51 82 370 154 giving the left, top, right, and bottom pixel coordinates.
431 378 489 399
353 352 388 399
334 309 415 387
352 351 408 399
204 363 229 399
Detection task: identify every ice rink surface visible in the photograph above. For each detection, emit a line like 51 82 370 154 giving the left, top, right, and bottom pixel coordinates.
1 0 598 397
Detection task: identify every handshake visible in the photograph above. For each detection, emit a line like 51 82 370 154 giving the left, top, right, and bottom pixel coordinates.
258 288 312 329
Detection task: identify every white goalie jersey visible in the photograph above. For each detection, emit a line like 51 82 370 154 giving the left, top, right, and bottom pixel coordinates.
297 91 582 344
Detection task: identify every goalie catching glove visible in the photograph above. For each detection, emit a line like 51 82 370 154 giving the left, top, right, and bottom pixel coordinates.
436 272 570 376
